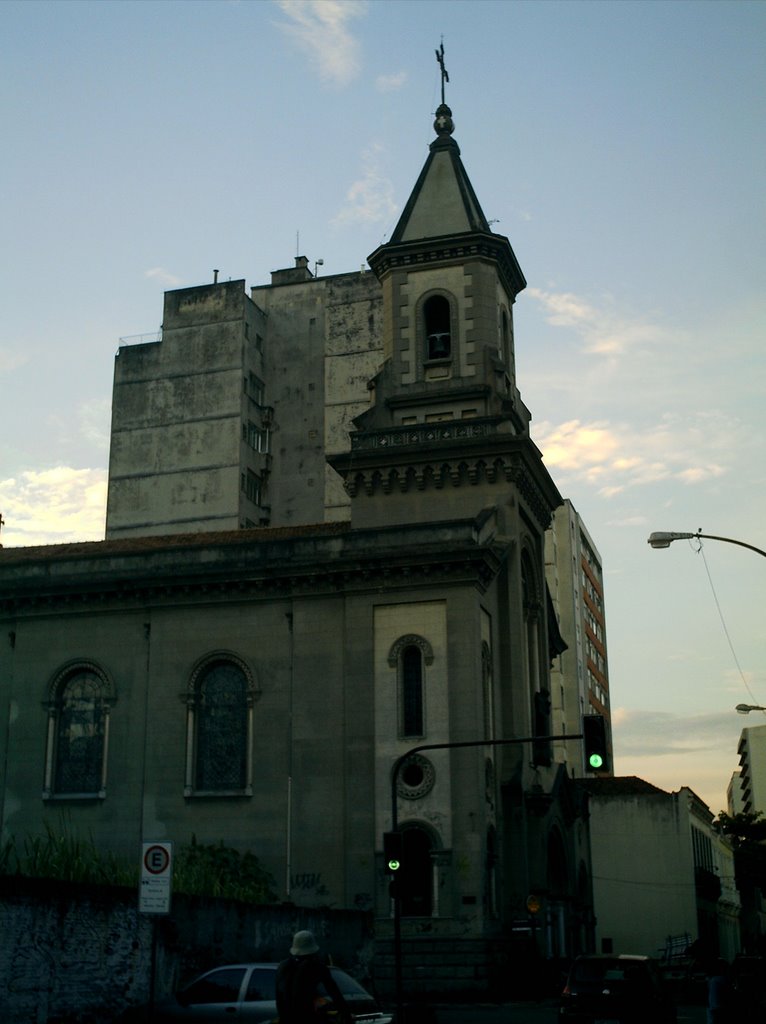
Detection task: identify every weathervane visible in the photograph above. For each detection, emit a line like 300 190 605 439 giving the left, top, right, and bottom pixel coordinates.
435 39 449 105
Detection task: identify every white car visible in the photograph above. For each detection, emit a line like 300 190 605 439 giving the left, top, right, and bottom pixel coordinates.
123 961 394 1023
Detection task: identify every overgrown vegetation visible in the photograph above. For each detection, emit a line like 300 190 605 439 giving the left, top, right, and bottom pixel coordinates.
0 821 136 886
0 821 276 904
174 835 277 903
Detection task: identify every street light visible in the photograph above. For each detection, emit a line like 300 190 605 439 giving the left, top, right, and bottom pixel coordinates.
736 704 766 714
647 530 766 559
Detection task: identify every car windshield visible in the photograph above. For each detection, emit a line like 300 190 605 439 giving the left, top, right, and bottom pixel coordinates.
572 959 647 984
329 969 375 1000
245 967 277 1002
182 967 247 1004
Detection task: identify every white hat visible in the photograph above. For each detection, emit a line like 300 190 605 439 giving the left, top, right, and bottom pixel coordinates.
290 930 319 956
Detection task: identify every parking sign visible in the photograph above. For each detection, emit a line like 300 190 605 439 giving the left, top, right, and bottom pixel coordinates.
139 841 173 914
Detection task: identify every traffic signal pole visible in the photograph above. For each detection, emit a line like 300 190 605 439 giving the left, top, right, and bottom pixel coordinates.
387 730 586 1022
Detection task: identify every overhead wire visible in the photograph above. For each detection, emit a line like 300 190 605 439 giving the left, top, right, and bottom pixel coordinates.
692 537 764 711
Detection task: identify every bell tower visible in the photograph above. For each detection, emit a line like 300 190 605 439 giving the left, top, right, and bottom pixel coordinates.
331 98 560 533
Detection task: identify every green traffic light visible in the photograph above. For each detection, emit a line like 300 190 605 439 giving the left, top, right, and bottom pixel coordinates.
588 753 604 769
388 858 401 872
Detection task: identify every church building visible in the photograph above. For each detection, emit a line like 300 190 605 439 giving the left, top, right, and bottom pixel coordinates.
0 94 601 992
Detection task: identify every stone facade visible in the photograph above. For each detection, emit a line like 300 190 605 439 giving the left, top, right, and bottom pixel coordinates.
0 100 596 994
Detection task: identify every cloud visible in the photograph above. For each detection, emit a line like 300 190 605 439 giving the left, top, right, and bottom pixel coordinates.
0 347 29 374
332 142 398 227
611 707 738 758
0 467 107 547
376 71 407 93
145 267 183 287
534 412 737 497
610 707 748 812
274 0 366 87
528 286 671 357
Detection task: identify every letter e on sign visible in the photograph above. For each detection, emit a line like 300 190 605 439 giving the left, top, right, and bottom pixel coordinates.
140 841 173 915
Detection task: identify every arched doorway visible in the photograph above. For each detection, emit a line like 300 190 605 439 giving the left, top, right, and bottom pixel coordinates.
400 825 434 917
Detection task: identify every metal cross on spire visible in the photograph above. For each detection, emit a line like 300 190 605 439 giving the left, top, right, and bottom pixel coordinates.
435 39 449 105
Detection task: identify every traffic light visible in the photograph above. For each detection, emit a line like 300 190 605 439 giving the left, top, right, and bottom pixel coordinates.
583 714 609 772
383 831 404 875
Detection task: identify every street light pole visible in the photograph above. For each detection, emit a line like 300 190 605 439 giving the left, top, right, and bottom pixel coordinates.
736 704 766 714
647 530 766 559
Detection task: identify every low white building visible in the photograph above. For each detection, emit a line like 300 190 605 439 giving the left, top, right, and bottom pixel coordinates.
584 777 740 961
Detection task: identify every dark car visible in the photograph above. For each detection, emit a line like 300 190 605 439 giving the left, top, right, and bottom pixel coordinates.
560 954 676 1024
120 961 393 1023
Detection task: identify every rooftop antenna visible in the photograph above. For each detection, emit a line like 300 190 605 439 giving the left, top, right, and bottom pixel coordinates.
435 38 449 105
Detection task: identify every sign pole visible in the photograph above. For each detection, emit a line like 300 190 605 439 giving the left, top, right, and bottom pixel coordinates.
139 840 174 1010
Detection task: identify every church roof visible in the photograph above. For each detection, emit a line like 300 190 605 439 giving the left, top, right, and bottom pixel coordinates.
389 103 492 243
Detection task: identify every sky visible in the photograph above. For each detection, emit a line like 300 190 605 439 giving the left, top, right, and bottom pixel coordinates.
1 0 764 815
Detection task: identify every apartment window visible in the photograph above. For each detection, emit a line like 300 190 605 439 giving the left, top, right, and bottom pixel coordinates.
185 656 257 796
246 421 269 453
243 470 262 505
248 373 265 405
44 664 113 798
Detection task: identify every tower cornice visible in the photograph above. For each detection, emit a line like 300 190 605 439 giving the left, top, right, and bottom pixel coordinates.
368 230 526 300
329 419 561 530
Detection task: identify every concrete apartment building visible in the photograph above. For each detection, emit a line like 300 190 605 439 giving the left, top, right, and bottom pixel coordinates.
546 500 613 776
728 723 766 815
0 99 599 993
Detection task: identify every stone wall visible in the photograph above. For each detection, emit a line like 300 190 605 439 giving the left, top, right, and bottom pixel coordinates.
0 876 374 1024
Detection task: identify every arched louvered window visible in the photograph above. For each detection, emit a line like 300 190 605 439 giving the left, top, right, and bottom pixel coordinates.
424 294 452 360
401 645 424 738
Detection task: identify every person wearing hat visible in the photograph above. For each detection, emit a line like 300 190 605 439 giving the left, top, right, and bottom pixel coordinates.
275 930 352 1023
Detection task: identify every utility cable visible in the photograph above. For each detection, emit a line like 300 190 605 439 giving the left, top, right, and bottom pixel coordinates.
693 537 764 711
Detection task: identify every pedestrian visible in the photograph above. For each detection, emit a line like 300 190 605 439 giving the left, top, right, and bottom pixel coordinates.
275 930 353 1024
707 959 733 1024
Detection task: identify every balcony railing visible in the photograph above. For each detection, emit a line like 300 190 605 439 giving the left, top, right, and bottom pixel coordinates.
118 330 162 347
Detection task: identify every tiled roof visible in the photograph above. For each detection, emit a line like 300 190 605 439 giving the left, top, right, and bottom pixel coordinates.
0 522 350 564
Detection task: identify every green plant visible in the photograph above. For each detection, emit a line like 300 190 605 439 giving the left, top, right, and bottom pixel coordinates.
173 835 277 903
0 823 276 904
21 820 136 886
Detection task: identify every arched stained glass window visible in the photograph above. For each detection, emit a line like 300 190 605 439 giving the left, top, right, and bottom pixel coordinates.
195 662 249 792
44 663 113 799
55 672 106 793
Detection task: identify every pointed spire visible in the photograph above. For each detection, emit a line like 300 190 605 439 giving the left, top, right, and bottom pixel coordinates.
368 54 525 300
385 99 490 243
